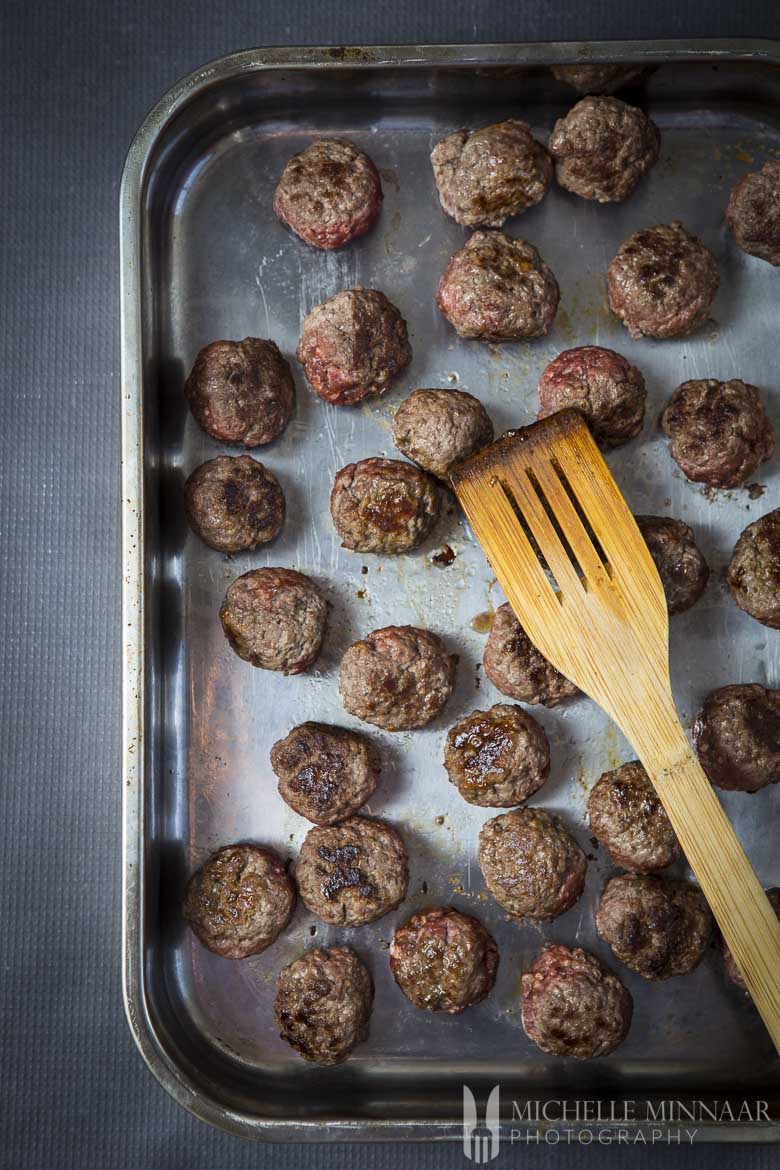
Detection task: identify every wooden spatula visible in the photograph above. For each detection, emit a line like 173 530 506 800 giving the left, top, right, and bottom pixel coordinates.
452 408 780 1050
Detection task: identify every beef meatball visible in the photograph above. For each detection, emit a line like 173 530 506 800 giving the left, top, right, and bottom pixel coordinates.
635 515 709 615
219 567 327 674
444 703 550 807
273 138 382 250
390 907 498 1013
183 844 294 959
596 874 713 980
521 944 632 1059
727 509 780 629
430 120 552 228
296 288 411 406
660 379 773 489
726 161 780 266
587 761 681 872
274 946 372 1065
693 684 780 793
295 816 408 926
339 625 456 731
184 338 294 446
551 63 651 96
436 231 559 342
270 722 381 825
607 222 719 339
478 807 586 921
483 603 579 707
538 345 646 447
330 457 440 554
549 97 659 203
722 888 780 989
184 455 285 552
392 388 494 481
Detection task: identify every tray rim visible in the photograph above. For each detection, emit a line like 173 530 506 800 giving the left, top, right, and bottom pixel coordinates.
120 37 780 1143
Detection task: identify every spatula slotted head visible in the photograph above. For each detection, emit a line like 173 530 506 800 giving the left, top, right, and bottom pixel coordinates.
452 410 670 732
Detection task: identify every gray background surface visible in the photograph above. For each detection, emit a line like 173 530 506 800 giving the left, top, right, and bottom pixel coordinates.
2 1 779 1167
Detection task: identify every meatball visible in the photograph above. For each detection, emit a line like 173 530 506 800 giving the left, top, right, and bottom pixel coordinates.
607 222 719 340
538 345 646 447
296 288 411 407
273 138 382 250
478 807 586 921
184 455 285 553
430 119 552 228
184 338 294 446
339 625 456 731
587 761 681 873
726 161 780 266
596 874 713 980
183 844 294 959
722 888 780 989
270 722 381 825
635 515 709 615
521 944 632 1059
274 946 372 1065
483 603 579 707
295 816 408 927
219 567 327 674
660 379 773 489
727 509 780 629
549 97 659 203
330 457 440 554
390 907 498 1013
392 388 494 481
551 63 651 95
436 231 559 342
693 684 780 793
443 703 550 807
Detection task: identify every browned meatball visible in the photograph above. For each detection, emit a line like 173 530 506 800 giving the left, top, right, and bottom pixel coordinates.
587 761 681 873
722 888 780 989
443 703 550 807
549 97 659 203
521 944 632 1059
390 907 498 1013
551 63 651 95
660 379 773 489
693 684 780 793
183 844 294 959
726 161 780 266
436 231 559 342
727 510 780 629
431 120 552 228
295 816 408 927
483 603 579 707
596 874 713 980
296 288 411 406
478 807 586 921
607 222 719 339
184 338 294 446
392 388 494 481
636 515 709 615
330 457 440 553
270 722 381 825
339 625 456 731
274 946 373 1065
219 567 327 674
184 455 285 552
273 138 382 250
538 345 646 447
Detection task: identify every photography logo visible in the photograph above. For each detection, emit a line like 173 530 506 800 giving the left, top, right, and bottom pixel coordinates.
462 1085 501 1162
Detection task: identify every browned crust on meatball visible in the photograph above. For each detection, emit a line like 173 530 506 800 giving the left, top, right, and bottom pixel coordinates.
184 455 285 552
587 761 681 872
726 161 780 266
551 64 652 95
444 703 550 807
184 338 295 446
339 625 457 731
549 97 660 203
390 906 499 1013
693 684 780 792
478 807 586 921
722 888 780 989
596 874 713 980
219 567 327 674
274 946 373 1065
295 816 409 926
183 844 295 959
727 509 780 629
483 603 579 707
635 515 709 615
270 722 381 825
538 345 646 447
273 138 382 250
392 388 494 481
330 457 440 553
660 379 773 489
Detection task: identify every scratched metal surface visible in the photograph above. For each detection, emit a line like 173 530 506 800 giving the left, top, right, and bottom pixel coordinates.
134 53 780 1134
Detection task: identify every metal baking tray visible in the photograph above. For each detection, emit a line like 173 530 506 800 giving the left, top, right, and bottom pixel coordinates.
121 40 780 1142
